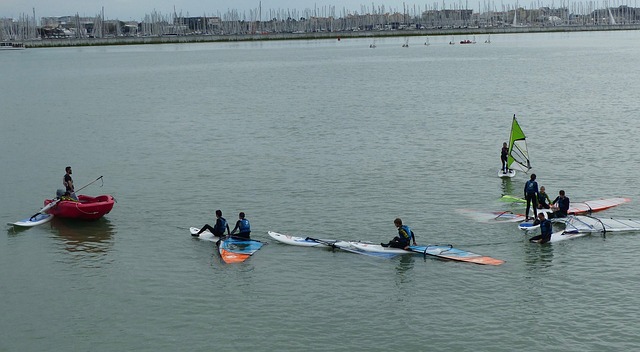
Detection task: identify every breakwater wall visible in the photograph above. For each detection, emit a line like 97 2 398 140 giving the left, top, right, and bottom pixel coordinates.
23 24 640 48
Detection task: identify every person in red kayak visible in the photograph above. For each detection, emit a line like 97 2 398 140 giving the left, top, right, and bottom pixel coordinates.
63 166 78 200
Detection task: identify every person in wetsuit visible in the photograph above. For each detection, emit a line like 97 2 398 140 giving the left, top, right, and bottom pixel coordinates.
230 212 251 239
549 190 570 219
500 142 509 174
537 186 552 209
382 218 417 249
524 173 539 220
194 209 230 237
529 213 553 244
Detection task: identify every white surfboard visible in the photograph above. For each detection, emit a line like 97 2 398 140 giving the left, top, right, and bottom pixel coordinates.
548 230 590 243
498 169 516 178
9 213 53 227
190 227 220 242
267 231 338 247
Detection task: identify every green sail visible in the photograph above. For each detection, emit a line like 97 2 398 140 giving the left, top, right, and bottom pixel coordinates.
507 115 531 172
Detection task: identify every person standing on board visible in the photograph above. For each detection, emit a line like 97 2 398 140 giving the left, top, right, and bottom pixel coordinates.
194 209 230 237
549 190 570 218
524 173 539 220
529 213 552 244
500 142 509 174
382 218 418 249
537 186 552 209
63 166 78 200
230 212 251 239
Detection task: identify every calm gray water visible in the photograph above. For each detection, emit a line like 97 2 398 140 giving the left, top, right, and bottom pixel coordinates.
2 31 640 351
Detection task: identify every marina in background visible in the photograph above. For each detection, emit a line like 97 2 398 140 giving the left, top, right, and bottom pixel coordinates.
1 2 640 46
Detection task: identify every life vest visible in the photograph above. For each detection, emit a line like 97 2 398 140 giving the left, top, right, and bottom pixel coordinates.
213 217 227 235
399 225 412 242
525 180 537 194
239 219 250 233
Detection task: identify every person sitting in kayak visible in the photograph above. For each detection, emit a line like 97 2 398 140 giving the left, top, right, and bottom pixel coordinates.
230 212 251 239
382 218 417 249
500 142 509 174
537 186 552 209
524 174 539 220
549 190 570 218
194 209 230 237
529 213 552 244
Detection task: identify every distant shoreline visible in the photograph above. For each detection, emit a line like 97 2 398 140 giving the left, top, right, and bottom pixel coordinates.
21 24 640 48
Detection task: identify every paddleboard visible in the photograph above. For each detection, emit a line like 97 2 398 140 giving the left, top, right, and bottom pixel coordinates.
268 231 396 257
218 236 264 263
345 242 408 258
492 197 631 223
568 197 631 214
9 213 53 227
348 242 504 265
267 231 338 247
190 227 220 242
498 169 516 178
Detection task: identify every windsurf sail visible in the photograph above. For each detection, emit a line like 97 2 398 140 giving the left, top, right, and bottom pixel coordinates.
507 114 531 172
562 215 640 234
218 237 265 263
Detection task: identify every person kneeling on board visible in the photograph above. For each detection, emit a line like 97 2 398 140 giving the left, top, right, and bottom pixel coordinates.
194 209 230 237
230 212 251 239
529 213 552 244
382 218 417 249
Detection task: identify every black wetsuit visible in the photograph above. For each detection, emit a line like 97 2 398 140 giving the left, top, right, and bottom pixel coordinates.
549 196 570 218
195 217 228 236
501 146 508 173
524 179 539 219
529 218 552 244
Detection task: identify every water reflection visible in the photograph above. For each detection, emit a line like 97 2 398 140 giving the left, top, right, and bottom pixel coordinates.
394 254 415 284
501 177 514 198
49 217 115 256
523 241 555 271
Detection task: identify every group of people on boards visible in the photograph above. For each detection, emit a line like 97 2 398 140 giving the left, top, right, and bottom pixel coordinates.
523 173 571 244
196 212 417 250
194 210 252 244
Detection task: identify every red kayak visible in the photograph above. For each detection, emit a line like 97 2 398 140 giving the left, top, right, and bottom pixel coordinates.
44 195 115 220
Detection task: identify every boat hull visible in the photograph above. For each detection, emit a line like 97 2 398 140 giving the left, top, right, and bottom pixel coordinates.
44 195 115 220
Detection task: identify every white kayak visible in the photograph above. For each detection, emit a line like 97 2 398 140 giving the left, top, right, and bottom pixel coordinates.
9 213 54 227
190 227 221 242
